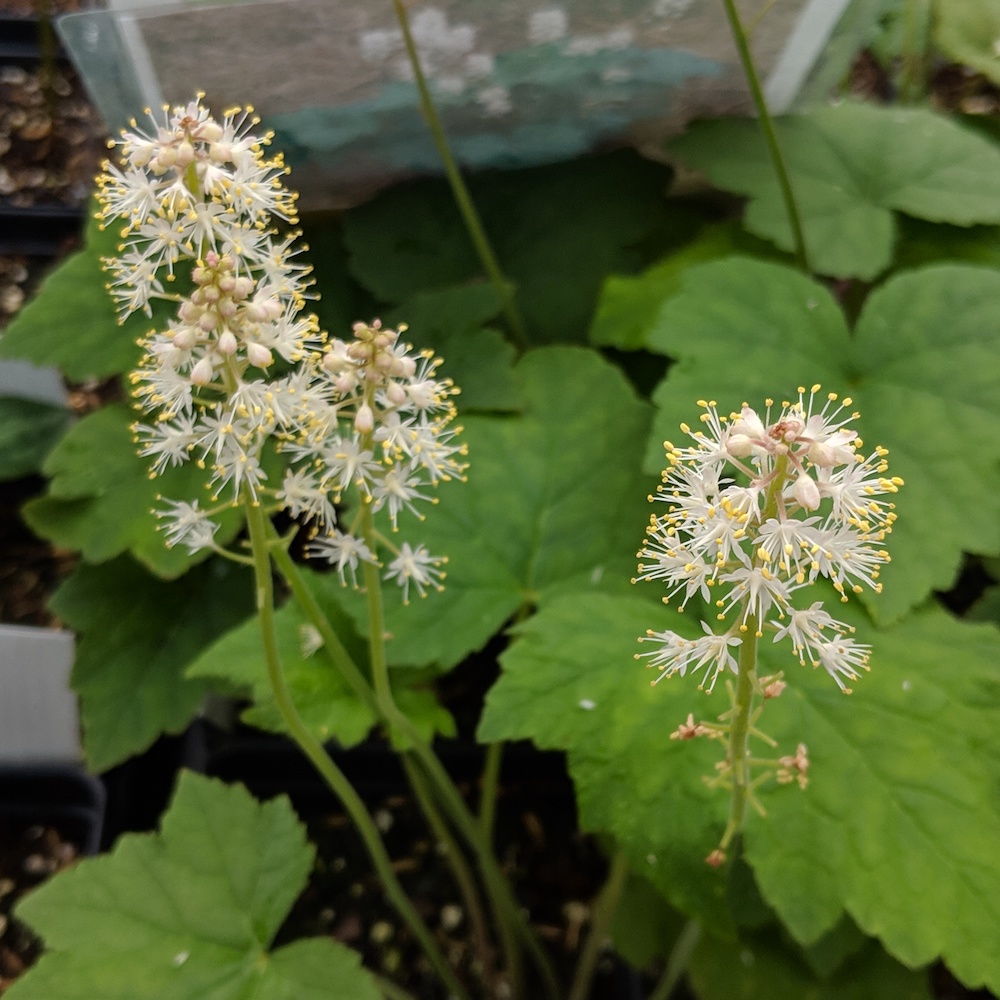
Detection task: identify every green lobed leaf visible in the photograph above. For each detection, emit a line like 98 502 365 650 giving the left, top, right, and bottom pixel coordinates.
335 346 659 671
479 592 732 933
10 772 380 1000
793 0 902 109
667 103 1000 279
50 557 253 771
481 590 1000 992
689 931 931 1000
746 602 1000 993
644 257 1000 621
609 871 687 970
385 283 521 411
186 567 455 748
0 397 71 481
22 403 244 579
0 211 165 380
933 0 1000 86
588 221 791 351
343 150 676 344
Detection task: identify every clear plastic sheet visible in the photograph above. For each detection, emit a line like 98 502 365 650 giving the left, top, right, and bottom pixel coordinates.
58 0 849 207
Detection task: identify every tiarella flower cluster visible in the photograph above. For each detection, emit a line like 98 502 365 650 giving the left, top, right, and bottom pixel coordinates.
98 97 466 602
634 388 902 693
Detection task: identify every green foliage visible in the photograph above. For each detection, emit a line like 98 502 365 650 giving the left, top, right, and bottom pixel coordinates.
933 0 1000 85
667 103 1000 279
186 567 455 747
642 257 1000 622
343 150 680 344
11 19 1000 995
481 592 1000 991
334 346 658 670
385 283 521 411
10 772 381 1000
50 557 253 771
0 213 163 380
689 932 931 1000
0 397 71 480
23 404 244 579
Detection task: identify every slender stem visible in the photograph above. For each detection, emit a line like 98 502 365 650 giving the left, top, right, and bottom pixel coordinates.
566 851 630 1000
899 0 932 103
243 501 469 1000
402 755 496 988
647 920 702 1000
478 740 503 840
720 0 809 273
359 503 394 706
390 0 529 350
356 503 526 998
718 613 758 854
266 534 560 1000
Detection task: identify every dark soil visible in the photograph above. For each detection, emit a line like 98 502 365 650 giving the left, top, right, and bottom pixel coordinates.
0 820 78 992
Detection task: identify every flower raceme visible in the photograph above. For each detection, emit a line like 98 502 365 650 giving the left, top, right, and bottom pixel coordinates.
97 97 466 602
634 389 903 694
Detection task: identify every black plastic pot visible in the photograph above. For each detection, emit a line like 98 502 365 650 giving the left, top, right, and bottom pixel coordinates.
0 763 105 857
0 15 89 257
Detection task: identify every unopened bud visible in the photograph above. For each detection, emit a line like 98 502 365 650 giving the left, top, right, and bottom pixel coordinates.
218 330 238 355
246 342 273 368
792 471 821 511
171 327 198 351
354 403 375 434
190 357 215 385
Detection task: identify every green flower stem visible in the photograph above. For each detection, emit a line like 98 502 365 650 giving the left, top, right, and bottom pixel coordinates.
390 0 529 351
266 530 560 1000
566 850 630 1000
243 500 469 1000
718 453 789 854
720 0 809 273
718 612 758 854
900 0 932 103
478 739 503 839
355 504 525 999
647 919 702 1000
401 754 496 987
359 503 394 707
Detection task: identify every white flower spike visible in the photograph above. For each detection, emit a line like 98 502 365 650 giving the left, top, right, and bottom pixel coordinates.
635 387 903 694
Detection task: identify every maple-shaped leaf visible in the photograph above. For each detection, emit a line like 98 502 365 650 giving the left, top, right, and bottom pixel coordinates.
10 772 380 1000
667 103 1000 279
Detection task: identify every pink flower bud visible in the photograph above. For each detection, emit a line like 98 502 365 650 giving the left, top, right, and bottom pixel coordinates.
246 342 273 368
190 357 215 385
171 327 197 351
354 403 375 434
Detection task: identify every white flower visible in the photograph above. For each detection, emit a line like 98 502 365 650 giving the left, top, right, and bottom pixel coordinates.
383 543 445 603
307 531 378 587
156 498 219 552
636 388 900 693
637 621 742 693
106 97 465 606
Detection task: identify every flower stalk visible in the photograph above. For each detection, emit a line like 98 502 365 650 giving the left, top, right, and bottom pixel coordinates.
635 388 901 858
720 0 809 272
244 498 469 1000
390 0 528 350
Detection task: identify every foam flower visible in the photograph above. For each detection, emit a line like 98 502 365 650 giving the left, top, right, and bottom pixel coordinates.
635 387 903 693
